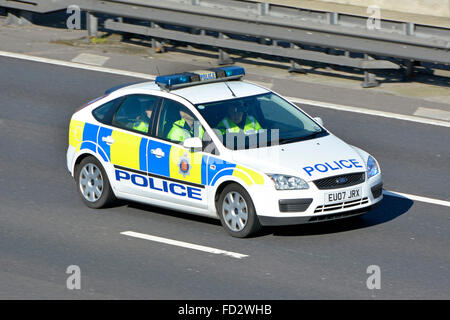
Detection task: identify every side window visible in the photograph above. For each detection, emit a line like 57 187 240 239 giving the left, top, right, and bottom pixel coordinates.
92 98 121 124
156 99 205 144
112 94 159 134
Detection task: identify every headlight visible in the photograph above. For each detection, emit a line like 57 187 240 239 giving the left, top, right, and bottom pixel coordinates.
367 155 380 178
268 174 309 190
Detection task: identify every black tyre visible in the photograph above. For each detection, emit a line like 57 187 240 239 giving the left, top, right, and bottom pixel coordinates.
217 183 262 238
75 156 116 209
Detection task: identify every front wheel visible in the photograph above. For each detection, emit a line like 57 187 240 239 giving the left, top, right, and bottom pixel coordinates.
217 183 261 238
75 156 116 208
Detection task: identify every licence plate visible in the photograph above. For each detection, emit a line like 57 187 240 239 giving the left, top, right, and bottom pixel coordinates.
324 187 362 205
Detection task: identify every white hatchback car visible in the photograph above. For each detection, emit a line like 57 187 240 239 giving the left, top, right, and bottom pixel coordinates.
67 66 383 237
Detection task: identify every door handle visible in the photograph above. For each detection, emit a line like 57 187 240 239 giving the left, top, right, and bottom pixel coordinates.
151 148 165 158
102 136 115 145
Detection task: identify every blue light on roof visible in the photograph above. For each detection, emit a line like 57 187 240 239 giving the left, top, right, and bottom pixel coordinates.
218 66 245 77
155 66 245 89
155 73 192 87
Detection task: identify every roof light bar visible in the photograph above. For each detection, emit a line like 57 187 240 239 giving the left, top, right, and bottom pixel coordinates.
155 66 245 90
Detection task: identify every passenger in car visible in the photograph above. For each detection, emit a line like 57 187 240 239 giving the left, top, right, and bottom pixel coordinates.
132 103 154 133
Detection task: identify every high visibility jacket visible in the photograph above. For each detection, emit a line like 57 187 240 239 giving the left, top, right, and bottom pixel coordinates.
133 121 149 133
216 116 262 135
167 118 205 142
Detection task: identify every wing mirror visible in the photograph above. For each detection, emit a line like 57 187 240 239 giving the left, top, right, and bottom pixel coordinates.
313 117 324 126
183 137 202 149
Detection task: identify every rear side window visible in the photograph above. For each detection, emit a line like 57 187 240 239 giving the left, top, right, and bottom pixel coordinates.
92 98 120 124
112 94 159 134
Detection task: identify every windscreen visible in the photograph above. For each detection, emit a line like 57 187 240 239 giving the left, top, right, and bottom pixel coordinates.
195 92 328 150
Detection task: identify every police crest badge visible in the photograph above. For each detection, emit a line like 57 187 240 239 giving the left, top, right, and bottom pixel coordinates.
178 153 191 177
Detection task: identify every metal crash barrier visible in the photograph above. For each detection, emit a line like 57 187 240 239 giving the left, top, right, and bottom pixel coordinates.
1 0 449 87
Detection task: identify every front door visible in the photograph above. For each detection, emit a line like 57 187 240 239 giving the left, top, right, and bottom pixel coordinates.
145 98 208 209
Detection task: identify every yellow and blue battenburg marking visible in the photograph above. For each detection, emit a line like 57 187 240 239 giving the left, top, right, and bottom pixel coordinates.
169 145 204 185
68 119 85 152
69 121 100 154
207 157 263 186
70 120 264 192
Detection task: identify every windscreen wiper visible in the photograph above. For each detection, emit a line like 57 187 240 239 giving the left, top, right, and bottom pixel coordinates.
278 131 327 145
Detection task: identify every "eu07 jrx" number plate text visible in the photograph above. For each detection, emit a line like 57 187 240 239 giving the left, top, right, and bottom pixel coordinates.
324 187 362 205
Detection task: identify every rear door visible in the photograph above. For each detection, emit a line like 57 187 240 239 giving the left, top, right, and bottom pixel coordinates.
97 94 160 198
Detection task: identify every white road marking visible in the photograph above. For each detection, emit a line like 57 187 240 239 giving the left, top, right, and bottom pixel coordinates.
287 97 450 128
384 190 450 208
71 53 110 66
413 107 450 121
246 80 274 89
121 231 249 259
0 50 155 80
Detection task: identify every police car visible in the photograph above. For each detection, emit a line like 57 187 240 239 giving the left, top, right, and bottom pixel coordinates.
66 66 383 237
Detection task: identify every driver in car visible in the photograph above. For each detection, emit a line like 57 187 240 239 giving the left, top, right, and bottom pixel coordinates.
216 100 262 135
167 109 205 143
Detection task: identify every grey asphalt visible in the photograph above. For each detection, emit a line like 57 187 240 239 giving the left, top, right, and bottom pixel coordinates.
0 56 449 299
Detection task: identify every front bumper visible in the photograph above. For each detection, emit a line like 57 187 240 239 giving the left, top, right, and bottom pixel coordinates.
259 202 380 226
251 173 383 226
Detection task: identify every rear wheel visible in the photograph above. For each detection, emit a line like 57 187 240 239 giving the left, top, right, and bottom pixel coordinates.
217 183 261 238
75 156 116 208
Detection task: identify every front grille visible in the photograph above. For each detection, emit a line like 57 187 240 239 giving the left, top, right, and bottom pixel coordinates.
313 172 365 190
314 197 369 213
